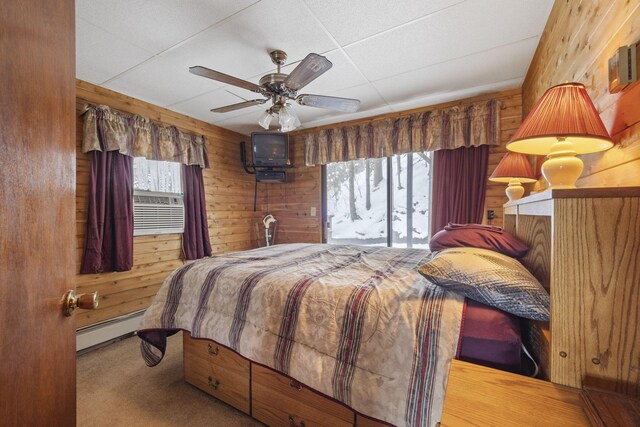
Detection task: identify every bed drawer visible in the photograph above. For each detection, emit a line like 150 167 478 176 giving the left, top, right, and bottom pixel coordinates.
252 364 354 427
183 332 250 414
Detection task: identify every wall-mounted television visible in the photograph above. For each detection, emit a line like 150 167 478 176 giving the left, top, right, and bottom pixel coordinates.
251 132 289 167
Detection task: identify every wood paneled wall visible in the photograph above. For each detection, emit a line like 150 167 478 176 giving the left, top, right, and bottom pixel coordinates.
262 88 523 243
523 0 640 187
256 134 324 244
75 81 260 328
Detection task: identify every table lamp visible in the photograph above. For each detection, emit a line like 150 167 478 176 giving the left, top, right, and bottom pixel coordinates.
489 152 537 201
507 83 613 189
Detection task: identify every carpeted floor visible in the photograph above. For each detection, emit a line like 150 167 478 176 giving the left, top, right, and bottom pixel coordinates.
77 332 262 427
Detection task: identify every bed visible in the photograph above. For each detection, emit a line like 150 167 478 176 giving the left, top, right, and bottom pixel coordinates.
138 243 531 426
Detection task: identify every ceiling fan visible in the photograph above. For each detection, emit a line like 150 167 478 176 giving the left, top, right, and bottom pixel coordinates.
189 50 361 132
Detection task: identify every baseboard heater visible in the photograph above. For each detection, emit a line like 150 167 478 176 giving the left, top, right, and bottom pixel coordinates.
76 310 145 352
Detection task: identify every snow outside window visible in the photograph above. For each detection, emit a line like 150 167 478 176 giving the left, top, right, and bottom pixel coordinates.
133 157 182 194
325 152 432 248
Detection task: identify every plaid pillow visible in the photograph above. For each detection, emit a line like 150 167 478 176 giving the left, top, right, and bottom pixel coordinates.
418 247 549 321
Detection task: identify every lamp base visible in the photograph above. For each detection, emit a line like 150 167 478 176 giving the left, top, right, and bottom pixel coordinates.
541 138 583 189
505 179 525 201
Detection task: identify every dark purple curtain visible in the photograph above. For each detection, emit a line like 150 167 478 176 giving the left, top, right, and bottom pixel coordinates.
182 164 212 260
430 145 489 237
80 151 134 273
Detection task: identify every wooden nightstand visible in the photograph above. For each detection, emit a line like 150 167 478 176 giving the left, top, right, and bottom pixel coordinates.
439 360 590 426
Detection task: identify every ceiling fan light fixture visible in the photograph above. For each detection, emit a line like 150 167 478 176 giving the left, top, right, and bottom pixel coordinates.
287 104 301 127
278 104 298 132
258 110 273 129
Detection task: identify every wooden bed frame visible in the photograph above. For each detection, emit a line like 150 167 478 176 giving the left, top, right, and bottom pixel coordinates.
183 186 640 426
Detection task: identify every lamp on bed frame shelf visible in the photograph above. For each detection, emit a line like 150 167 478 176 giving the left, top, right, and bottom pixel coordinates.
506 82 613 189
489 152 537 201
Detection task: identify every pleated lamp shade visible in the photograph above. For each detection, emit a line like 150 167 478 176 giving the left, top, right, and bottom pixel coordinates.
489 152 537 201
489 152 537 183
507 83 613 155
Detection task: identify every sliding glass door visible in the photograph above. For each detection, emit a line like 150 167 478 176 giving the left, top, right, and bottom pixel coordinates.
325 152 432 248
390 152 432 248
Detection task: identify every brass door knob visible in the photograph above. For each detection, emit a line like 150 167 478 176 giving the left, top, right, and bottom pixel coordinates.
62 290 99 316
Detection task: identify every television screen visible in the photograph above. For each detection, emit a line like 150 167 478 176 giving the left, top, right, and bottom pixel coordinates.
251 132 289 167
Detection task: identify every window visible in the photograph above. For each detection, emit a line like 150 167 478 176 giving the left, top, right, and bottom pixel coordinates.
325 152 433 248
132 158 184 236
133 157 182 194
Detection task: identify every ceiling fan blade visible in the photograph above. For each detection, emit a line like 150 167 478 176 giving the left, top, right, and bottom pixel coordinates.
211 99 267 113
297 94 361 113
284 54 332 91
190 66 264 93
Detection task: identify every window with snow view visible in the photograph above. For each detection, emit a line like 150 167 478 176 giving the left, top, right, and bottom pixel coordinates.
133 157 182 194
325 152 432 248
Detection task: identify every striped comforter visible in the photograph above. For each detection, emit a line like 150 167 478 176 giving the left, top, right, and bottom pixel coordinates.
138 244 465 426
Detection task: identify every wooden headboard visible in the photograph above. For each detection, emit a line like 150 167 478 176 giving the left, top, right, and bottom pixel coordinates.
503 187 640 397
503 211 552 379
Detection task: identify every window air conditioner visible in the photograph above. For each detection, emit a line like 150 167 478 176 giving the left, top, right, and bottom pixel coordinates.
133 191 185 236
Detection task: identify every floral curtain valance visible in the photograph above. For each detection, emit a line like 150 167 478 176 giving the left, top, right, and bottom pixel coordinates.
82 105 209 168
304 99 501 166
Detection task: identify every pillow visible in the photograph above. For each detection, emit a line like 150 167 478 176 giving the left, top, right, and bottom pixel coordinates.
429 223 529 258
418 247 549 320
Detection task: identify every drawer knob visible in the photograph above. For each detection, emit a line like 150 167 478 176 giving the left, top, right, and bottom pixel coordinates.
208 343 219 356
208 376 220 390
290 379 302 390
288 415 305 427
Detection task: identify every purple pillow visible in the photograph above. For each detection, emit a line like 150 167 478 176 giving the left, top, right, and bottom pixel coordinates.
458 299 523 374
429 223 529 258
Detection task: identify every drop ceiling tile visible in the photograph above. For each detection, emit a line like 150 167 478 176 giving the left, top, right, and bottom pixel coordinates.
388 79 523 113
76 18 154 84
344 0 554 82
105 0 337 107
213 109 267 135
102 54 222 107
76 0 259 54
373 37 539 106
170 88 265 123
303 0 462 46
